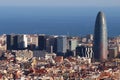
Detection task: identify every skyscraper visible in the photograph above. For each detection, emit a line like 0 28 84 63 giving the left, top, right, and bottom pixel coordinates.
93 11 108 61
6 34 18 50
38 35 47 50
17 34 28 49
57 36 67 53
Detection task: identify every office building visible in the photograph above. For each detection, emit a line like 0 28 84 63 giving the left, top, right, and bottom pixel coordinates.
76 45 93 58
17 34 27 49
27 34 38 50
57 36 67 53
68 39 78 51
6 34 18 50
93 11 108 61
38 35 47 50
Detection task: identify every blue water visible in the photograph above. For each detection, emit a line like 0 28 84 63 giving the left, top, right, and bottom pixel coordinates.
0 6 120 36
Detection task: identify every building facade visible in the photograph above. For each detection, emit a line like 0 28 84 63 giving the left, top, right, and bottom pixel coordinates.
38 35 47 50
76 45 93 58
17 35 27 49
57 36 67 53
93 11 108 61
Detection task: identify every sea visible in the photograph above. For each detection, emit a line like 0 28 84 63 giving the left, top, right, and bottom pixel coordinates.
0 6 120 37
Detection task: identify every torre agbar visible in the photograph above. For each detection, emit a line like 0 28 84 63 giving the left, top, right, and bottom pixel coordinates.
93 11 108 61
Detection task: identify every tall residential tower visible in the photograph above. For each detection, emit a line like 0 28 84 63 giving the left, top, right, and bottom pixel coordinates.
93 11 108 61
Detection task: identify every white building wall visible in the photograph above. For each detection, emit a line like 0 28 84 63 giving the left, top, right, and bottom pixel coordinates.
70 39 78 51
23 35 28 48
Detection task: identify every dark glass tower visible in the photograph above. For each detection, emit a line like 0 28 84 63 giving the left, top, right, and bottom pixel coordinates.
38 35 47 50
7 35 18 50
93 11 108 61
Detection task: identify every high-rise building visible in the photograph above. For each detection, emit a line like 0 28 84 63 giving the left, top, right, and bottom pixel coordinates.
76 45 93 58
17 34 28 49
7 35 14 50
68 39 78 51
57 36 67 53
7 34 27 50
27 34 38 50
38 35 47 50
93 11 108 61
6 35 18 50
46 36 57 53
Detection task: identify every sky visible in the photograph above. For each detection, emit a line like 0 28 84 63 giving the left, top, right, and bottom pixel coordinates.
0 0 120 36
0 0 119 7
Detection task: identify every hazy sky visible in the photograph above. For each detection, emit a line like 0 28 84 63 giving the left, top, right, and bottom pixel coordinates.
0 0 119 36
0 0 119 7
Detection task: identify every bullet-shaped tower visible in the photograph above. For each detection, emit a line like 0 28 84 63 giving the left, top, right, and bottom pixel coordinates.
93 11 108 61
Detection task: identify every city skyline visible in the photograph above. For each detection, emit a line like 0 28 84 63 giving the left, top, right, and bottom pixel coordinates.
0 1 120 79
